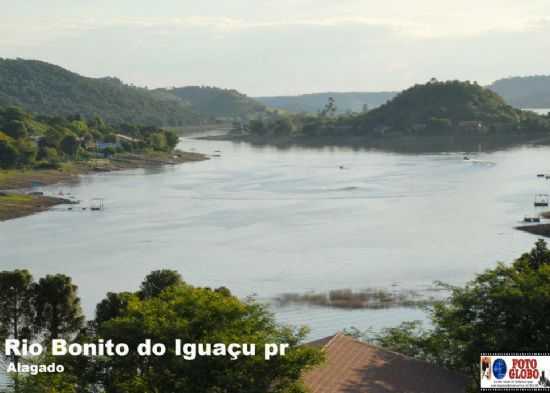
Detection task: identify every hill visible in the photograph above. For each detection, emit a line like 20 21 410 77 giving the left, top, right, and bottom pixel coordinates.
359 80 527 134
155 86 266 119
0 58 200 126
255 92 396 114
243 80 550 140
488 76 550 108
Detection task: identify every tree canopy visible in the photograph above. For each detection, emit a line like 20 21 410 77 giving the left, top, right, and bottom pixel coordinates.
1 270 323 393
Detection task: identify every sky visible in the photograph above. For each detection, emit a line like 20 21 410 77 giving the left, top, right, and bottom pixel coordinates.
1 0 550 96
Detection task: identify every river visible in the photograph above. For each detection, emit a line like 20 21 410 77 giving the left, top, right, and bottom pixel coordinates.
1 133 548 340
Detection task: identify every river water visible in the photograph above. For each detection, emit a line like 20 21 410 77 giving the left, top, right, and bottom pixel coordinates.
1 133 549 340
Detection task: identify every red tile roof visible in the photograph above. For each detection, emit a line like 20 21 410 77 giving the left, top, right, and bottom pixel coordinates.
303 334 468 393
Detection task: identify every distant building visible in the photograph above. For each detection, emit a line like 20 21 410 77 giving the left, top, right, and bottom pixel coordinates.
302 333 467 393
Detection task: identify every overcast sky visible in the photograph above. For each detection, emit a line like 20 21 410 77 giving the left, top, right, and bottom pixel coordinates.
1 0 550 96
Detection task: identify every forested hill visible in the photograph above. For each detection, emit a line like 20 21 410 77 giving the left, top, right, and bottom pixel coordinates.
244 80 550 140
155 86 267 119
255 91 397 114
0 58 201 126
488 76 550 108
357 80 541 133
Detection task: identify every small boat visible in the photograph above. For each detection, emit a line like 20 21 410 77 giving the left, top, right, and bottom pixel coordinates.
534 194 549 207
90 198 104 211
463 156 470 161
524 216 541 223
537 174 546 178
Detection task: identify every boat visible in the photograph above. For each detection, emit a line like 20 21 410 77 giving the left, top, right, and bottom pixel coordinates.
534 194 549 207
90 198 104 211
524 216 541 223
537 174 546 178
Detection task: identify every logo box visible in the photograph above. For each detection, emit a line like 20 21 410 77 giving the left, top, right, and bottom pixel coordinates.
480 353 550 391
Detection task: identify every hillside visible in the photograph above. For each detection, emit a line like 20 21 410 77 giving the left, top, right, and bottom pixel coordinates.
255 92 396 114
488 76 550 108
0 58 200 126
356 80 544 134
243 80 550 140
156 86 266 119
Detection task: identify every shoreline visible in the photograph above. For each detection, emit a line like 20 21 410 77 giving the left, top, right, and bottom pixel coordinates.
0 149 208 222
201 133 550 154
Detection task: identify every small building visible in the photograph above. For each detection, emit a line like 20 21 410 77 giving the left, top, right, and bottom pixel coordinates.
302 333 467 393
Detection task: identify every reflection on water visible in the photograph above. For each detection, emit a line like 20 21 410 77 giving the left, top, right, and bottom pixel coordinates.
0 133 548 339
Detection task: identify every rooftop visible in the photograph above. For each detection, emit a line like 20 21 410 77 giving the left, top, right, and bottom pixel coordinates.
302 334 468 393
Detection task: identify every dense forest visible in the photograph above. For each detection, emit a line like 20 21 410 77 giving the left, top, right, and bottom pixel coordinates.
255 91 396 114
0 59 267 127
0 105 179 169
488 75 550 108
0 59 202 126
155 86 266 119
244 80 550 138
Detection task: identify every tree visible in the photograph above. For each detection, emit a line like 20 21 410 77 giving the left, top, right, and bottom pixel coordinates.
15 139 37 166
0 132 19 168
249 119 266 135
32 274 84 341
3 120 28 139
97 279 323 393
139 269 183 299
164 130 179 150
321 97 337 118
0 270 35 393
95 292 134 325
60 134 79 158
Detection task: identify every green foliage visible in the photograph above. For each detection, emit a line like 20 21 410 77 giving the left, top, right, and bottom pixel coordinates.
59 135 79 158
0 132 19 168
0 59 200 126
367 239 550 390
358 80 524 134
0 105 181 168
0 270 34 343
32 274 84 341
247 80 550 139
139 269 183 299
156 86 266 119
96 281 323 393
0 270 322 393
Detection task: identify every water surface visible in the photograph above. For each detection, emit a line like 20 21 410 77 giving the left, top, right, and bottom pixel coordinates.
1 135 547 338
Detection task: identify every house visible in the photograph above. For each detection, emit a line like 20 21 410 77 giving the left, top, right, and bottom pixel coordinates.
302 334 468 393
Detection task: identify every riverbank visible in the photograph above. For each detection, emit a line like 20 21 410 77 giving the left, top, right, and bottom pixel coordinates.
0 193 72 221
0 149 207 221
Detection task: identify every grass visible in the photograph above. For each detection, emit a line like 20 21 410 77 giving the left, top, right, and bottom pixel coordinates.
0 166 80 191
0 193 69 221
0 150 207 191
